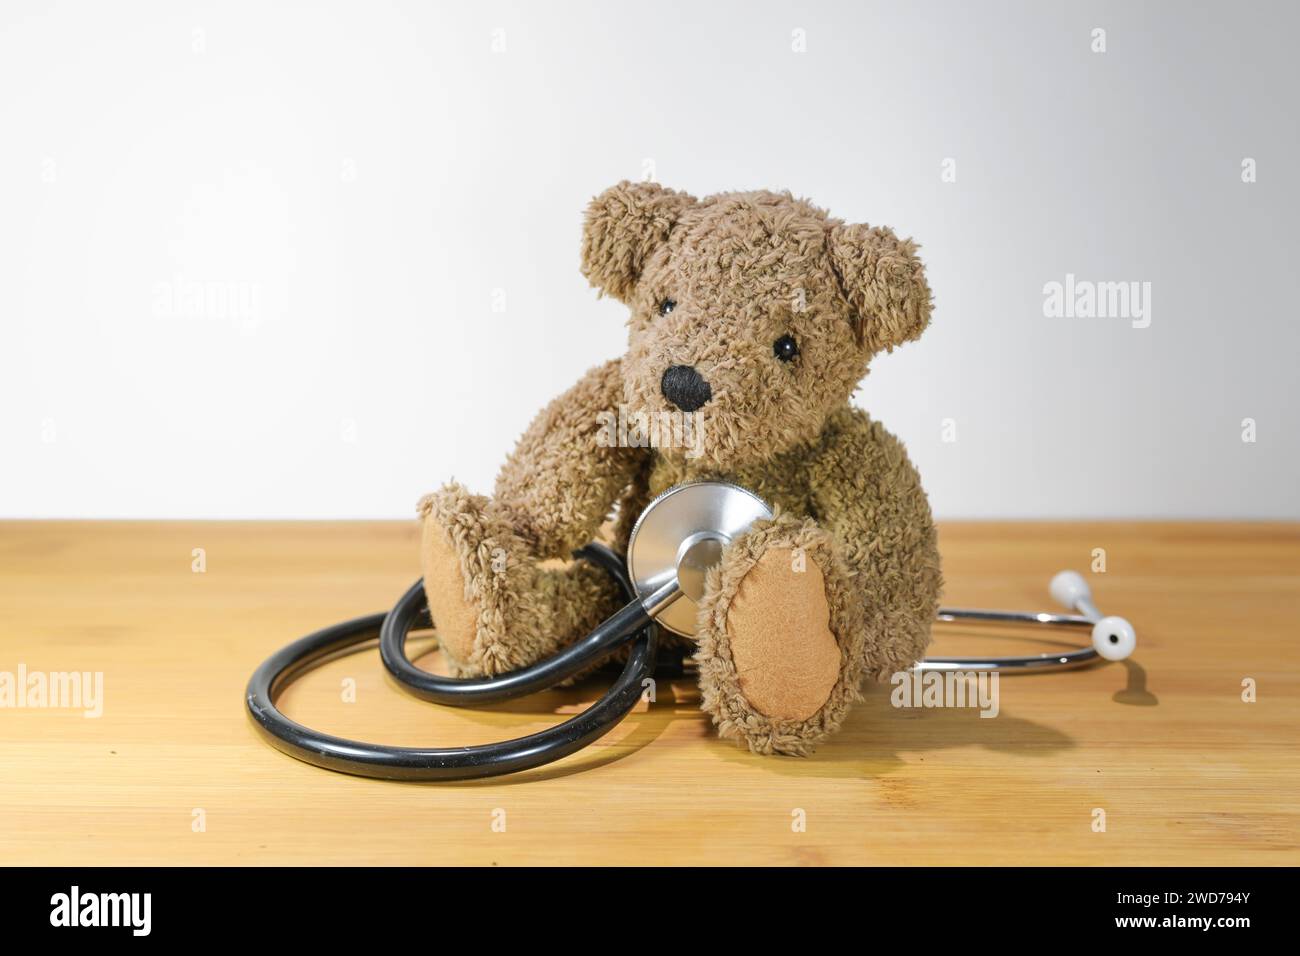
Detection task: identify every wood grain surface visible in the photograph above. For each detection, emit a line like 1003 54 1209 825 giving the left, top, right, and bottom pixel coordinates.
1 520 1296 865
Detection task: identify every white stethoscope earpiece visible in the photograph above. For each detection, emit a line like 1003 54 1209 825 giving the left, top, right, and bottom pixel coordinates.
1049 570 1092 609
1091 615 1137 662
1049 569 1135 662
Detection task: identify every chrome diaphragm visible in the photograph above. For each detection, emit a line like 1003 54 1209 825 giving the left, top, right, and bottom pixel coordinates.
625 481 773 638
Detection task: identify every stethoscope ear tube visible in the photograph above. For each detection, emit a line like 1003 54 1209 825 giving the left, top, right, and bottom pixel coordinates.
244 543 659 781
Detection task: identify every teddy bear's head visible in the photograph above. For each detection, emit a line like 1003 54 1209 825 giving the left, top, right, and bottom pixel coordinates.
581 181 933 469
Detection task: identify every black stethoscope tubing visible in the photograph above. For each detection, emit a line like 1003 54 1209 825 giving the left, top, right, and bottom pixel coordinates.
379 567 655 706
244 543 661 781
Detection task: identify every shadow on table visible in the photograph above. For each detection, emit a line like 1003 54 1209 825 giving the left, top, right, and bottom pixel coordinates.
713 658 1158 779
709 686 1080 780
1112 660 1159 706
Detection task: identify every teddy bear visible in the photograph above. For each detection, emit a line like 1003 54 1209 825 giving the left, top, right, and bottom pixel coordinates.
417 181 942 756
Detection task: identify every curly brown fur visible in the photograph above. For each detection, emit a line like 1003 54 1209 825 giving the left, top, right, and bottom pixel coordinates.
807 407 943 679
417 180 942 756
614 186 931 472
419 484 622 677
493 358 648 558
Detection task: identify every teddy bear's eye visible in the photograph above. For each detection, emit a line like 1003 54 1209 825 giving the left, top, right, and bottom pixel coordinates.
773 334 799 362
658 299 676 316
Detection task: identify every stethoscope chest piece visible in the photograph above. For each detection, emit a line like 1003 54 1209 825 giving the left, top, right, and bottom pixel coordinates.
626 481 773 637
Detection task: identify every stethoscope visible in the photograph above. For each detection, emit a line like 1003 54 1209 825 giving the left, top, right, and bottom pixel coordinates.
246 481 1137 781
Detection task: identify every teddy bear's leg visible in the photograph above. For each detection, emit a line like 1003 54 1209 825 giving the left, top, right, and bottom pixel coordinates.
695 514 871 756
419 483 623 677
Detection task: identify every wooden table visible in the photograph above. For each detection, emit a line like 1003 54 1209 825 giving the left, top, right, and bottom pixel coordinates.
1 520 1296 865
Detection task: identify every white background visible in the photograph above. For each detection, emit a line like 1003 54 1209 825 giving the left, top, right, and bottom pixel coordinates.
2 0 1296 519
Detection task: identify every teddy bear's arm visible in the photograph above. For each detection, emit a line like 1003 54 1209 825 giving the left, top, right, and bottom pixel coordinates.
806 407 943 677
492 358 649 559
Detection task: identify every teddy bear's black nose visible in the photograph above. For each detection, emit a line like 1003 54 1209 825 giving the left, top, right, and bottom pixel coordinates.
660 365 712 412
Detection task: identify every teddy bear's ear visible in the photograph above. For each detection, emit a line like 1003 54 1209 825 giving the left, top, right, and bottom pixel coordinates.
826 221 933 352
580 181 697 302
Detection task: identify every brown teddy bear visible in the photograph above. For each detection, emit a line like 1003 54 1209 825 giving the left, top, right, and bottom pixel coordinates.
417 181 942 756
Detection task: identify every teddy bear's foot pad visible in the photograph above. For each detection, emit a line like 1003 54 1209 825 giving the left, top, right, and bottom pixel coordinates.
726 548 841 722
419 514 480 669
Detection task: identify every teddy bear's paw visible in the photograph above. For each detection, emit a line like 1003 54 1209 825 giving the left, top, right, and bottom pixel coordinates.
417 483 536 676
695 514 867 756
